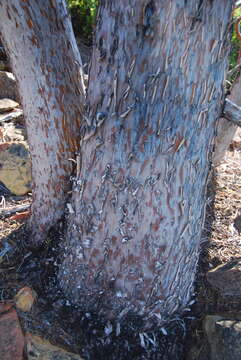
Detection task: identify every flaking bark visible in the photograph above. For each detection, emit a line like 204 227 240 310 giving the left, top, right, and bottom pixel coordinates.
0 0 85 246
59 0 233 327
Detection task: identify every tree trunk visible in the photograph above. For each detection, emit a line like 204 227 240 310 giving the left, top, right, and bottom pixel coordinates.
58 0 233 327
0 0 85 246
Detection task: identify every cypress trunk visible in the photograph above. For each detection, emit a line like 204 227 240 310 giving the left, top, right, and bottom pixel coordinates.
59 0 233 326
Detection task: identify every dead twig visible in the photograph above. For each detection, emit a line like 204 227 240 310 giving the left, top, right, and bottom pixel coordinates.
0 204 30 219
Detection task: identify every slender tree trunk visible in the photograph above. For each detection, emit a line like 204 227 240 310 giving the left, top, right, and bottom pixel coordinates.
0 0 85 246
213 73 241 165
59 0 233 326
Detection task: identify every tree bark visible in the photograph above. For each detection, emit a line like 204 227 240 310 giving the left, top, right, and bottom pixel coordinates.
0 0 85 246
58 0 233 327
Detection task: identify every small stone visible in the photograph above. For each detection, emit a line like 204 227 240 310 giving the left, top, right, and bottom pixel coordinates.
0 141 31 195
203 314 241 360
231 129 241 150
0 71 18 100
15 286 37 312
0 306 25 360
206 258 241 296
0 98 19 113
234 215 241 234
26 333 83 359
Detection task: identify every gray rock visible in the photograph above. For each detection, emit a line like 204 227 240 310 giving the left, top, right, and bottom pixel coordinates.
207 258 241 296
0 71 18 101
204 315 241 360
0 98 19 113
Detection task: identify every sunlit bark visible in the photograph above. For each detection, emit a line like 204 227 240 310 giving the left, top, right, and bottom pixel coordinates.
0 0 85 246
58 0 233 326
0 0 234 332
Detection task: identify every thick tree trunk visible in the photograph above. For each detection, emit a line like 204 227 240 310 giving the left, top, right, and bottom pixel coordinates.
0 0 85 246
59 0 233 327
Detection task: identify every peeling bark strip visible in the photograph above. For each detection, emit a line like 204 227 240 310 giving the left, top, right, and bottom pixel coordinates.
59 0 233 326
223 99 241 127
0 0 85 246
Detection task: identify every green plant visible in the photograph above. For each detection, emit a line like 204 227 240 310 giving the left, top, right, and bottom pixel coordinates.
228 6 241 85
66 0 98 43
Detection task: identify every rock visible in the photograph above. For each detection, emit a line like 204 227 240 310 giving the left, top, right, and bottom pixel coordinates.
231 128 241 149
0 98 19 113
234 215 241 233
0 71 18 100
1 122 27 142
207 258 241 296
0 142 31 195
203 314 241 360
26 333 83 360
0 304 25 360
15 287 37 312
0 109 24 124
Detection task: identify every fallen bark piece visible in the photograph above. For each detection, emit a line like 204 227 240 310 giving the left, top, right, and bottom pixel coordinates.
223 99 241 127
26 333 83 360
14 286 37 312
8 210 31 222
0 98 19 113
0 305 25 360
